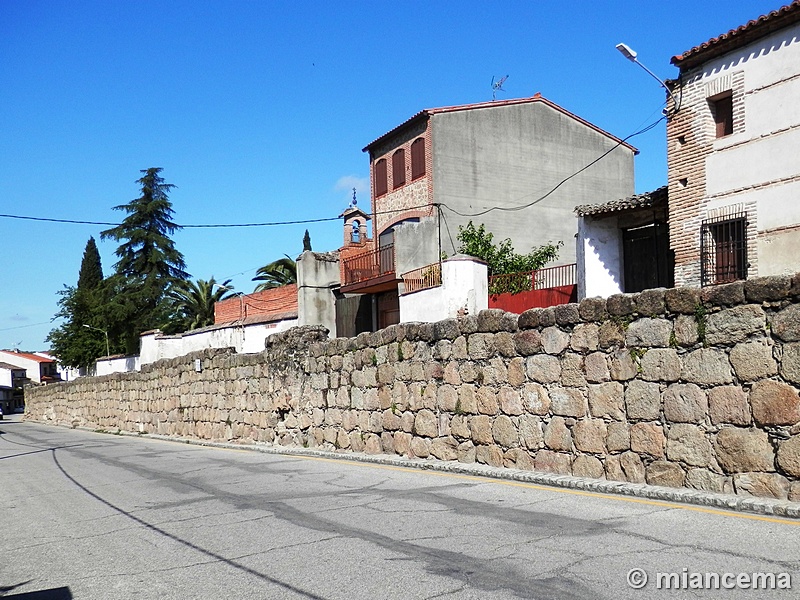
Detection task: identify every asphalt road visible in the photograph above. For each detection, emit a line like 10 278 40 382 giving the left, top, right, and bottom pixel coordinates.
1 416 798 600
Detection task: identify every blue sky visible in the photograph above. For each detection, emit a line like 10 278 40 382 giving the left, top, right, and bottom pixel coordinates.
0 0 784 350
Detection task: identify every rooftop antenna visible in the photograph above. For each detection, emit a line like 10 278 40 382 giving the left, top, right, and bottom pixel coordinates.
491 75 508 101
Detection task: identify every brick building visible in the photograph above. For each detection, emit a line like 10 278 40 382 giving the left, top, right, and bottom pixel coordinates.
667 1 800 287
338 95 636 333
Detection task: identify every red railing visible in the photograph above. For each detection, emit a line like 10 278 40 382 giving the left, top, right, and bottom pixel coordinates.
400 262 442 295
342 244 395 286
488 263 576 295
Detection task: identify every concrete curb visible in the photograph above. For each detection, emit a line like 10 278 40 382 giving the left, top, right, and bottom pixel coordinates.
30 418 800 520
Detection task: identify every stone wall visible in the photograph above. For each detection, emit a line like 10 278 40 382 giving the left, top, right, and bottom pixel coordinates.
25 275 800 501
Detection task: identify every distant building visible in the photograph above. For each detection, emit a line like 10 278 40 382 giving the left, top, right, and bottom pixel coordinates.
338 95 636 332
0 362 27 413
0 350 60 384
667 1 800 287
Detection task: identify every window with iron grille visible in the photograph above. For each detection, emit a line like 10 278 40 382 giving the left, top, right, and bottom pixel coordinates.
375 159 387 197
701 214 748 286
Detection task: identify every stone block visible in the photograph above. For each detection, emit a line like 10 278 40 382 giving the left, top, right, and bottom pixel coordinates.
414 409 438 438
410 436 430 458
554 303 581 325
729 341 777 382
513 330 542 355
534 449 572 474
525 355 561 383
519 415 544 449
570 323 599 352
457 440 476 463
433 318 460 341
492 415 519 448
605 455 626 481
635 288 666 316
606 293 635 316
625 380 661 421
630 422 665 458
701 281 745 307
772 305 800 342
476 387 499 415
499 386 523 415
685 469 730 494
708 386 751 425
625 318 672 347
777 435 800 478
619 451 646 483
666 423 715 467
507 357 525 388
541 326 570 355
476 444 505 467
538 308 556 327
431 436 458 461
522 383 551 415
544 416 572 451
663 383 707 423
573 418 607 453
665 286 701 314
646 461 685 488
467 333 495 360
504 447 534 470
681 348 733 385
470 415 493 445
705 305 766 345
640 348 681 382
673 315 699 346
587 382 624 420
733 472 789 499
584 352 610 383
450 414 471 439
714 427 775 473
744 275 792 303
560 353 587 387
437 384 458 412
550 387 586 417
750 380 800 426
609 349 637 381
572 455 604 479
517 308 541 330
578 297 608 322
598 321 625 349
781 343 800 385
494 332 517 357
606 422 630 452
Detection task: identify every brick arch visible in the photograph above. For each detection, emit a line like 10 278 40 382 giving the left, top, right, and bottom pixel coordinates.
376 207 437 239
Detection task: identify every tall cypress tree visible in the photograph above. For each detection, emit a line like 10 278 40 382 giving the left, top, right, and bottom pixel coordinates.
101 168 189 352
47 237 107 368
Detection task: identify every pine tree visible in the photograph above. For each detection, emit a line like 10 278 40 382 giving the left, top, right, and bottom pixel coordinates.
47 237 108 368
100 168 189 352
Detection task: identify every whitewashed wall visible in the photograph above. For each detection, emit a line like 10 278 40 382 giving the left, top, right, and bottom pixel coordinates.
400 256 487 322
576 215 623 300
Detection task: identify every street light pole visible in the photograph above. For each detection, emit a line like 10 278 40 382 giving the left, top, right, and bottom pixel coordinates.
616 43 679 115
83 324 110 358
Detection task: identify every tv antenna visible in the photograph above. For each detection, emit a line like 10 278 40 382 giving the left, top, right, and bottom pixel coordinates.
491 75 508 100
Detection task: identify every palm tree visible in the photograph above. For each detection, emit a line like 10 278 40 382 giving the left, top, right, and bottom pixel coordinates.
252 256 297 292
166 277 235 333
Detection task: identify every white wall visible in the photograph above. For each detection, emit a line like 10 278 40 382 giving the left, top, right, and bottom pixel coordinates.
96 356 140 376
400 256 487 322
139 319 298 366
698 23 800 276
576 215 623 300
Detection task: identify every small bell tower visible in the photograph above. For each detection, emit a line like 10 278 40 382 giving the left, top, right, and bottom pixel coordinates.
339 188 371 248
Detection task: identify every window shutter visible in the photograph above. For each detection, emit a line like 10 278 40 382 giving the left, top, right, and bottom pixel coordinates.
411 138 426 179
375 159 387 196
392 149 406 188
713 95 733 138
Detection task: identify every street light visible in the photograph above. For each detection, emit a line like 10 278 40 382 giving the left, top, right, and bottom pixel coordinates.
83 324 110 358
616 43 680 115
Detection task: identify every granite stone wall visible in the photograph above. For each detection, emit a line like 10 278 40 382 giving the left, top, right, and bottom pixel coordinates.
25 275 800 501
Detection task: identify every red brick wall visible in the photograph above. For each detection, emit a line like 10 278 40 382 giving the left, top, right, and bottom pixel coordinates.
214 284 298 325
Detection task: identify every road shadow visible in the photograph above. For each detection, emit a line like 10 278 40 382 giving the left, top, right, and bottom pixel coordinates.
0 585 71 599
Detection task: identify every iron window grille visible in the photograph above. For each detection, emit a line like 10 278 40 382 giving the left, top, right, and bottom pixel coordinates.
700 213 748 286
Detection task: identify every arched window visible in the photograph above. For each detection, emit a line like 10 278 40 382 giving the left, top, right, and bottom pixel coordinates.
411 138 425 180
392 149 406 189
375 159 387 197
351 220 360 243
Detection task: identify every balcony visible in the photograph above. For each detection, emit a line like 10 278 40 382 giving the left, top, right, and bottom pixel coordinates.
341 244 398 293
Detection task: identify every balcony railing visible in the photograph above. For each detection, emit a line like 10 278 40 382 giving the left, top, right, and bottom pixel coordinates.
488 263 576 296
342 244 395 286
400 262 442 295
